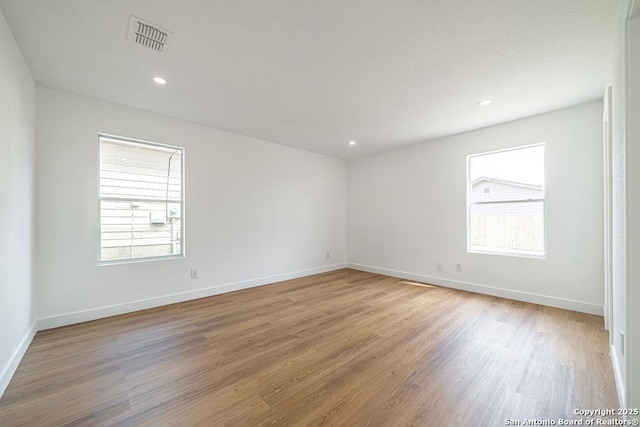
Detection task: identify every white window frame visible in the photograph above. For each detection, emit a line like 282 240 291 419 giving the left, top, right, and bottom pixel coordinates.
466 143 546 259
98 133 185 265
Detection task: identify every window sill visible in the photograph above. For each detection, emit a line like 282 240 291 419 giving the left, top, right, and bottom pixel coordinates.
468 248 546 259
98 254 185 266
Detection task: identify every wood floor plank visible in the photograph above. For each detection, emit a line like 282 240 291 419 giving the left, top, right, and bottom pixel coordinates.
0 269 619 426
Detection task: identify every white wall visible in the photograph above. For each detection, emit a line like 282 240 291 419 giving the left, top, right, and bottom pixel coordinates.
614 1 640 414
623 1 640 413
36 87 347 328
604 0 640 412
0 9 36 397
348 101 604 314
605 0 630 407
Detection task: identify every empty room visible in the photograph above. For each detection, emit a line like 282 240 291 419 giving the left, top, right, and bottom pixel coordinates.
1 0 639 425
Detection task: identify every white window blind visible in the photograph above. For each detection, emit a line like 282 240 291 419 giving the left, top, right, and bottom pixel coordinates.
99 135 184 263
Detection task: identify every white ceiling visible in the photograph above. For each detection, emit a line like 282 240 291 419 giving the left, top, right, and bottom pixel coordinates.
0 0 618 159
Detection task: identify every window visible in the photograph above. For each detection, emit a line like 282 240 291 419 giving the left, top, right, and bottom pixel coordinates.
99 135 184 263
467 143 545 257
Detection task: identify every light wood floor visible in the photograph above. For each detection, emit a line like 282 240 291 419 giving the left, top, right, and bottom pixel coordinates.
0 269 619 426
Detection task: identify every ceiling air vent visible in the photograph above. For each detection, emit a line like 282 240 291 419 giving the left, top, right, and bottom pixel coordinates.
127 16 172 53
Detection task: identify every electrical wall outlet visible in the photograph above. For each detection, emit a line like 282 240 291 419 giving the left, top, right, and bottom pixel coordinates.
326 251 331 259
436 261 443 271
190 269 198 279
455 263 463 272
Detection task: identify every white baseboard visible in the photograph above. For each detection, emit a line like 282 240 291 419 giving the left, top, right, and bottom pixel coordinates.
0 321 37 399
348 263 604 315
38 263 347 330
610 344 626 409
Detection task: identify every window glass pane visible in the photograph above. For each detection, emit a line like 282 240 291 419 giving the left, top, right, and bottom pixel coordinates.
100 139 182 201
99 136 183 263
468 144 545 257
469 145 544 202
470 201 544 255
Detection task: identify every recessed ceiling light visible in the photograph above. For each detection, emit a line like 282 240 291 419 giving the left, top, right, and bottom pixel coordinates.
478 100 492 107
349 140 356 146
153 76 167 85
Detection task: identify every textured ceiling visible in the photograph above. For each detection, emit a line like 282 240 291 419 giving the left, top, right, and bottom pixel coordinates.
0 0 618 159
